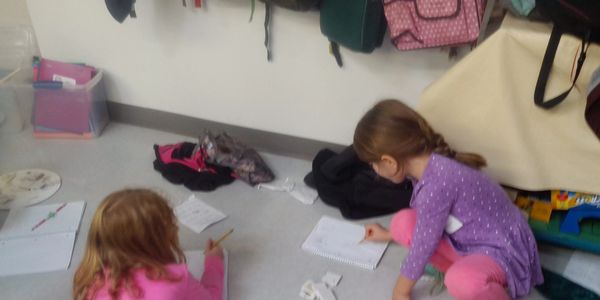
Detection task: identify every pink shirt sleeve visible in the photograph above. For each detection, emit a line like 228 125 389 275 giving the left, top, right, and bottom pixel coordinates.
183 255 224 300
398 185 453 280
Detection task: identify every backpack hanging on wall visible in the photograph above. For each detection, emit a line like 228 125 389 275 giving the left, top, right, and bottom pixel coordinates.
255 0 321 61
105 0 137 23
384 0 486 51
319 0 387 67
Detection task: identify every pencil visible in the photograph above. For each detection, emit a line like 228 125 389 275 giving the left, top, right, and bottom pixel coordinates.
31 203 68 231
358 227 373 244
211 228 234 249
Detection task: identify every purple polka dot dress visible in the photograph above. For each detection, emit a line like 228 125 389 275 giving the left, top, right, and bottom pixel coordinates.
398 154 543 298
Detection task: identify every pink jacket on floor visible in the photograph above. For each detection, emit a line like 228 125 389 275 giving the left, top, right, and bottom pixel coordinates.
88 256 224 300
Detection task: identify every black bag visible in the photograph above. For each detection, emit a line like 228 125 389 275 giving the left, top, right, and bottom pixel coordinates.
534 0 600 109
306 147 412 220
588 68 600 139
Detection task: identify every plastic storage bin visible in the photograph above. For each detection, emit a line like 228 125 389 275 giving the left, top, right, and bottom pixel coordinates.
0 68 33 135
0 25 36 70
0 25 36 135
32 70 109 138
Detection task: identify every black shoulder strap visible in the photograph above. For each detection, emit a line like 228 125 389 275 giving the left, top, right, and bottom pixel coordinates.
534 26 591 109
330 41 343 67
264 2 272 62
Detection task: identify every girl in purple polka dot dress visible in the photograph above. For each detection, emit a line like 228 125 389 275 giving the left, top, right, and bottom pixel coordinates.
354 100 543 300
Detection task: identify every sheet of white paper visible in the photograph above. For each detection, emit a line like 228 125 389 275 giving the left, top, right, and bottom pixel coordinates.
0 201 86 239
322 271 342 288
174 195 226 233
302 216 388 270
185 249 228 300
563 250 600 295
0 232 76 276
256 177 294 192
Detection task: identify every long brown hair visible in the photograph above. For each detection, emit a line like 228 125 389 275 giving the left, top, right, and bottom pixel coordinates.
354 99 486 169
73 189 185 300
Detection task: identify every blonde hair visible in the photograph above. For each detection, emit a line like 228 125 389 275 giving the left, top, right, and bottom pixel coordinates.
73 189 185 300
354 99 486 169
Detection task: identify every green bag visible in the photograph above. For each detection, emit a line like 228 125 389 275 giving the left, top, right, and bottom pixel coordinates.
320 0 387 67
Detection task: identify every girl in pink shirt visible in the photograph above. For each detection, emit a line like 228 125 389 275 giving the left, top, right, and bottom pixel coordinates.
73 189 224 300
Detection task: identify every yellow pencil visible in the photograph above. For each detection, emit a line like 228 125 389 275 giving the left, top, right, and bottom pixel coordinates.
211 228 234 249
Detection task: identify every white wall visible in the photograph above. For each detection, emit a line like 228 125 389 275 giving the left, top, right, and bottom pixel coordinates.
1 0 39 63
25 0 456 145
0 0 33 26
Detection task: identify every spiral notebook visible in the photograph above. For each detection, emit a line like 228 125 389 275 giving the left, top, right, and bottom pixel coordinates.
0 201 86 276
302 216 388 270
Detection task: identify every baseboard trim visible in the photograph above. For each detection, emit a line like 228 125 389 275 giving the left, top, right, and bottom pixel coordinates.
107 101 345 160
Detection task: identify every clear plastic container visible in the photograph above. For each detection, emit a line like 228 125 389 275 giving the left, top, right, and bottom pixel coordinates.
0 25 36 135
32 70 109 138
0 68 33 135
0 74 22 133
0 25 36 70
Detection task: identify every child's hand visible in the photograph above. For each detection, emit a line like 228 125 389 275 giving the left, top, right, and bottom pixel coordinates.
364 223 392 242
204 239 224 259
393 294 411 300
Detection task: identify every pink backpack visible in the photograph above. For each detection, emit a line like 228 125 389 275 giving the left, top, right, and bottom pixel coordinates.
155 143 208 171
153 142 236 191
384 0 486 50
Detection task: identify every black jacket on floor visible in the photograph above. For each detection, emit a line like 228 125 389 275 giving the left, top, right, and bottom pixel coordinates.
306 146 412 220
153 142 235 191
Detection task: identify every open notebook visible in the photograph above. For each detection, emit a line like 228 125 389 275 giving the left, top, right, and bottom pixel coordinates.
0 201 86 276
302 216 388 270
185 249 229 300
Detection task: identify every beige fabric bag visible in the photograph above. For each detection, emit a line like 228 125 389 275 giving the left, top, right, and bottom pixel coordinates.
417 15 600 194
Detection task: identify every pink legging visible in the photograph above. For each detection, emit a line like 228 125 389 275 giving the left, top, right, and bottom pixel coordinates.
390 209 510 300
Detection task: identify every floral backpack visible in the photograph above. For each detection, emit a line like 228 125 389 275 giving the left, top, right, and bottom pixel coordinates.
200 131 275 186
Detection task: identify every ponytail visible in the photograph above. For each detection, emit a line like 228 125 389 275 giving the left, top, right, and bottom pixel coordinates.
429 133 486 169
425 129 486 169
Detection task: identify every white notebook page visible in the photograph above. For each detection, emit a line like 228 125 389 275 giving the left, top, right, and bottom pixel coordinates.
302 216 388 270
0 232 77 276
